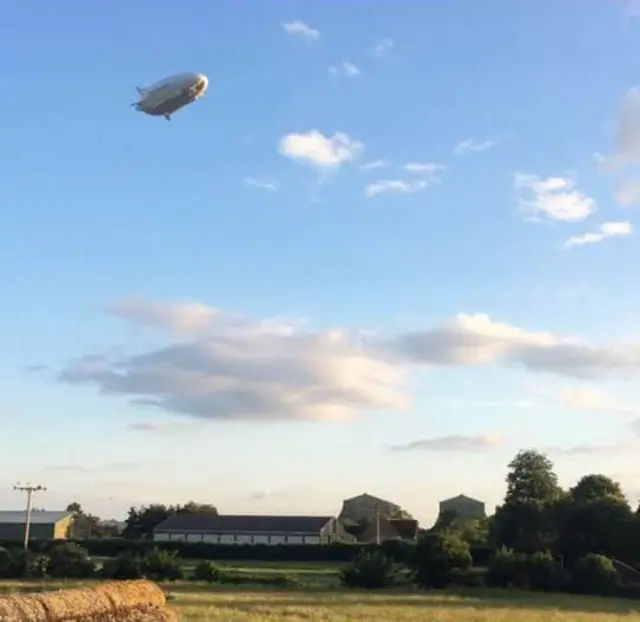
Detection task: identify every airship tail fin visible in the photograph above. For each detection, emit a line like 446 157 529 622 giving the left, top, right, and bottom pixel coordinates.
136 86 148 97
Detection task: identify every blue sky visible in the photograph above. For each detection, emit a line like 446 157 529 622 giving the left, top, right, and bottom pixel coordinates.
2 0 640 523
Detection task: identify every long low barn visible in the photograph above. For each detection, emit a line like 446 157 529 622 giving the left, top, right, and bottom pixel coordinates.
0 511 80 540
153 514 356 545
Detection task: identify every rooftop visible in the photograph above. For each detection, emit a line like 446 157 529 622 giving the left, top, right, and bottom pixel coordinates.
155 514 333 534
0 511 71 524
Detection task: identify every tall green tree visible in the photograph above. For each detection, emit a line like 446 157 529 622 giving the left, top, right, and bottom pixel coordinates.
570 475 627 505
66 502 105 538
491 450 563 553
123 501 218 539
554 474 633 563
505 450 562 505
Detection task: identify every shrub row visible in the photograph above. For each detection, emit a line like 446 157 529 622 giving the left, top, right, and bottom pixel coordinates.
339 535 640 600
0 543 298 586
0 538 493 566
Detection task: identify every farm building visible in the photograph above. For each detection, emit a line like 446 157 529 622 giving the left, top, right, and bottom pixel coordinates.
153 514 356 545
0 510 90 541
345 517 420 544
438 495 486 520
339 493 414 523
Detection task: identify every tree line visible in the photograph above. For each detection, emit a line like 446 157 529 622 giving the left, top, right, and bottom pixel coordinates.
62 449 640 570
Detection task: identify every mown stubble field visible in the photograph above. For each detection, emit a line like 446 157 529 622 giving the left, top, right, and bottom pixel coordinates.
170 586 640 621
2 581 640 622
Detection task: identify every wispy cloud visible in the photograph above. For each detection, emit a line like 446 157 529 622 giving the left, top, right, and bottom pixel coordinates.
541 386 639 417
249 488 284 500
453 138 499 156
390 434 503 452
361 159 390 171
549 440 639 456
282 21 320 42
244 177 278 192
563 221 633 249
365 179 430 197
370 38 394 58
403 162 445 176
329 61 359 77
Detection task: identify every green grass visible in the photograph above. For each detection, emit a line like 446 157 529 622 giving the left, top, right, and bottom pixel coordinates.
2 581 640 621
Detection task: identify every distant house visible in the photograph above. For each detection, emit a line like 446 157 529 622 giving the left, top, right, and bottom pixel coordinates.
353 517 420 544
0 511 90 541
153 514 356 545
438 495 486 521
339 493 414 523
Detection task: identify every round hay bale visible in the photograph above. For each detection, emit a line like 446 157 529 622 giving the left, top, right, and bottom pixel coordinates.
94 581 166 612
0 594 48 622
36 586 114 621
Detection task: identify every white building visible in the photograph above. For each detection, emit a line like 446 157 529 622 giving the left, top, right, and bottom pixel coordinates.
153 513 355 545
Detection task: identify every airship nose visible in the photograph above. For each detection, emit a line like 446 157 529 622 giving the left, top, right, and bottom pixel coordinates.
197 74 208 92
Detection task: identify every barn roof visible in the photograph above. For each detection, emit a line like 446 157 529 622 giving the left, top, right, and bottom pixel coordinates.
440 494 484 505
154 514 333 534
0 511 71 525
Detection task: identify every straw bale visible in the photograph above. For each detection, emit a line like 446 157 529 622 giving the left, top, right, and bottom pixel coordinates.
0 594 48 622
93 581 166 612
35 586 115 621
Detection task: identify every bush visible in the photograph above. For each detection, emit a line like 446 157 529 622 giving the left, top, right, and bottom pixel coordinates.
100 551 144 580
141 548 183 582
340 550 402 589
192 560 224 583
526 551 570 592
413 533 472 589
485 546 528 588
0 538 491 566
47 543 96 579
0 547 47 579
217 571 296 587
571 553 620 596
449 567 485 588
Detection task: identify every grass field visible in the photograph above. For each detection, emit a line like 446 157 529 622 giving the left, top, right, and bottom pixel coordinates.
1 580 640 621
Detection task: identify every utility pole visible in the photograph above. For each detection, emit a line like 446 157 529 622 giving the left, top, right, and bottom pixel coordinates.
14 483 46 551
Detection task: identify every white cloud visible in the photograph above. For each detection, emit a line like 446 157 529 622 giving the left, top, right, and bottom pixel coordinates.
391 434 503 452
361 159 390 171
365 179 430 197
563 221 633 249
279 130 363 168
244 177 278 192
395 312 640 378
453 139 497 156
60 299 408 424
371 38 394 58
57 302 640 426
329 61 359 77
282 21 320 42
514 172 596 222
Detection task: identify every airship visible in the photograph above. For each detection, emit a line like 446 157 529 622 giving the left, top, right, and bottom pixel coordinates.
131 72 208 121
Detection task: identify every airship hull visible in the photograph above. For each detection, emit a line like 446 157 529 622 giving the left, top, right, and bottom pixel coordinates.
132 72 208 120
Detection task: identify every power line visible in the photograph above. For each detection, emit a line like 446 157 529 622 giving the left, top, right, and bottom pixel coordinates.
13 483 46 551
